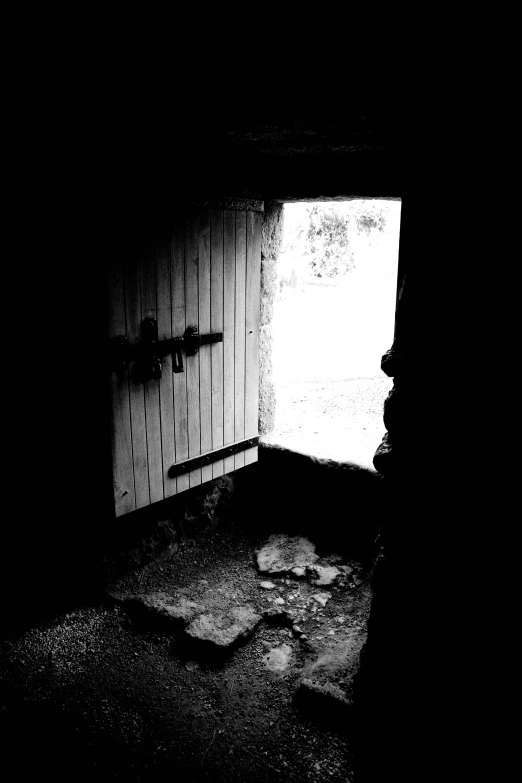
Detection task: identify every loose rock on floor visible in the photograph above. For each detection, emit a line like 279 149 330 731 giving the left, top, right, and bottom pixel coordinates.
1 520 373 782
186 606 261 648
256 534 319 573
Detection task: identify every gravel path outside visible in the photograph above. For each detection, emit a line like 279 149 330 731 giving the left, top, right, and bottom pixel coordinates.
269 275 395 467
269 377 392 467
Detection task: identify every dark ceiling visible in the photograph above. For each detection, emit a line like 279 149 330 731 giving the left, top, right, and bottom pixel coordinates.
100 94 408 226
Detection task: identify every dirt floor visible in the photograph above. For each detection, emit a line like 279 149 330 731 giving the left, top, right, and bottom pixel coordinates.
0 512 372 782
0 276 392 782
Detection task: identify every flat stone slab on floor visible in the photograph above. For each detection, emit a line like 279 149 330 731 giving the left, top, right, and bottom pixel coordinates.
296 678 353 719
294 632 366 722
256 534 319 573
113 591 205 629
113 590 263 651
185 606 261 648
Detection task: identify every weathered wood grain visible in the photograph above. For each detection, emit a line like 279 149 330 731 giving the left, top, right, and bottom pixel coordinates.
210 209 225 478
108 253 136 516
223 210 236 474
234 211 247 470
171 218 189 493
198 209 213 485
124 247 150 509
185 211 202 487
109 206 261 514
140 242 164 504
244 211 262 465
156 235 177 497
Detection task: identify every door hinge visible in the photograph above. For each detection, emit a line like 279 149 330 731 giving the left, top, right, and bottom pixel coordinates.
167 437 259 478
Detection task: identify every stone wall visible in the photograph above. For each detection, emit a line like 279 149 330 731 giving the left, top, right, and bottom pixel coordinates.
256 442 384 564
350 194 462 781
258 202 284 436
101 476 237 580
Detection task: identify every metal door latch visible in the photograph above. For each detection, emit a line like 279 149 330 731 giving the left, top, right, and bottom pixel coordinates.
110 319 223 380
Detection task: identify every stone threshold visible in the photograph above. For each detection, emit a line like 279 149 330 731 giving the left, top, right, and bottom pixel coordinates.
259 433 380 475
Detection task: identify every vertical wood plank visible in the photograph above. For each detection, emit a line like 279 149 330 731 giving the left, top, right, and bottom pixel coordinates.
185 210 202 487
243 445 259 466
244 210 262 466
171 218 190 494
234 211 247 470
198 209 213 485
124 249 150 508
108 253 136 516
210 209 224 479
223 210 236 474
156 234 177 498
140 242 164 504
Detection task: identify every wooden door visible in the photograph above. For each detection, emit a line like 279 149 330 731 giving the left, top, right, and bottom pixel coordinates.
108 206 262 517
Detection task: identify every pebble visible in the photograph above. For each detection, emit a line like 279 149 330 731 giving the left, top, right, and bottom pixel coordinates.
262 643 292 674
274 597 285 605
312 593 330 607
311 565 341 586
259 581 276 590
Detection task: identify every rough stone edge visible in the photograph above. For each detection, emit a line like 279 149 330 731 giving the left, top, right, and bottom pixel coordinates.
294 678 354 726
258 201 284 436
255 534 320 575
298 677 353 708
259 438 381 477
270 195 401 204
189 197 264 212
185 608 263 648
259 325 275 435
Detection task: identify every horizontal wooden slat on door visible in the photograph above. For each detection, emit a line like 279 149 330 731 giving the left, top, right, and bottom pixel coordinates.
108 206 262 518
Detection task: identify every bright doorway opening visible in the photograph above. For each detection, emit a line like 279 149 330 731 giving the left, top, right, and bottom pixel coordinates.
269 199 401 467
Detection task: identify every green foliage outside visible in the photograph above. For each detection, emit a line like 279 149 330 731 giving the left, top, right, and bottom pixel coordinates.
281 201 395 285
306 205 356 278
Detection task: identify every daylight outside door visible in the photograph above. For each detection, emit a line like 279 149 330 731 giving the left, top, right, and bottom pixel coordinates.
108 207 262 518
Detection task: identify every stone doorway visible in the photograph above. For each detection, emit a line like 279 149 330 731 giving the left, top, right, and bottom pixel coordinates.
263 199 401 469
